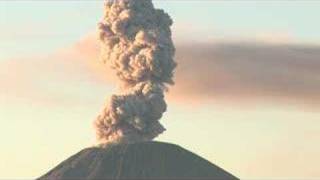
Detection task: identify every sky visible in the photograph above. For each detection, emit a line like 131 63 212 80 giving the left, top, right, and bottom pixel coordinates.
1 1 320 179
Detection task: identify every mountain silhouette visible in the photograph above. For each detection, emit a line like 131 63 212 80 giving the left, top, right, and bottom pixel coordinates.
39 141 238 179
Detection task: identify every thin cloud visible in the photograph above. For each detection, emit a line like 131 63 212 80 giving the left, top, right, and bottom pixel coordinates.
72 34 320 107
2 34 320 108
0 34 111 107
170 42 320 107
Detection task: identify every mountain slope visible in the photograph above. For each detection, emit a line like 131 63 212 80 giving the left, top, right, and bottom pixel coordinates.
39 141 238 179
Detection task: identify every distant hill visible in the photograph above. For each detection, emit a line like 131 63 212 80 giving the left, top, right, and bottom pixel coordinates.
39 141 238 179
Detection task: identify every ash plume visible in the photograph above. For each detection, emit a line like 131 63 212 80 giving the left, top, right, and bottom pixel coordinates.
94 0 176 145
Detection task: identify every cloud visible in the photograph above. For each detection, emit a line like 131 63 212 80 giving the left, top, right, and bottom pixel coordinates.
170 42 320 107
2 33 320 108
0 33 111 107
73 33 320 107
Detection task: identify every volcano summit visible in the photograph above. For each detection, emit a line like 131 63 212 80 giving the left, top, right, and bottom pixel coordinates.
39 142 238 179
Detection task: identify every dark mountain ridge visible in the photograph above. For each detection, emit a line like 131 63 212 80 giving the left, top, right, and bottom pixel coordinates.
39 141 238 179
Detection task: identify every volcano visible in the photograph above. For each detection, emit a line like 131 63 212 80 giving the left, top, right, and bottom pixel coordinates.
39 141 238 179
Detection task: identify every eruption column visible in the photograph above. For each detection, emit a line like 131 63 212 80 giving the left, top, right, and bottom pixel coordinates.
94 0 176 145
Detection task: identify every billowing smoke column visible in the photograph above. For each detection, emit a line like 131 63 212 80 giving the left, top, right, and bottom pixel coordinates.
95 0 176 145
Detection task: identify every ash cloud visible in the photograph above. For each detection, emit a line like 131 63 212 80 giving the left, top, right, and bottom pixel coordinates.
172 42 320 106
94 0 176 145
70 34 320 107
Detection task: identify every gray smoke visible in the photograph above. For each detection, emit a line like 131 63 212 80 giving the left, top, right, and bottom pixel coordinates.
94 0 176 145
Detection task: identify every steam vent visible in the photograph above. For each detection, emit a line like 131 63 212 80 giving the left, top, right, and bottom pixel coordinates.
39 142 238 179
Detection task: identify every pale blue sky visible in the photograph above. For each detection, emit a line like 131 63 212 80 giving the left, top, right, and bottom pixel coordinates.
1 1 320 59
1 1 320 179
